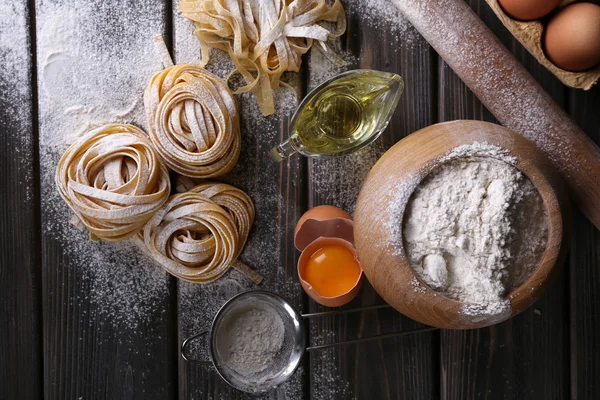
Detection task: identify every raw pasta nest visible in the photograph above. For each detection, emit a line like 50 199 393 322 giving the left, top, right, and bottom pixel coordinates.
142 181 255 283
55 123 171 241
144 64 241 178
179 0 346 115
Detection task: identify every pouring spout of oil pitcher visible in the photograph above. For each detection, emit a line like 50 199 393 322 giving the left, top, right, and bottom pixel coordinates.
271 113 301 161
271 134 303 161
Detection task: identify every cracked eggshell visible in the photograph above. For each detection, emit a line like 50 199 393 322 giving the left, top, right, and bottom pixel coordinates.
294 205 354 251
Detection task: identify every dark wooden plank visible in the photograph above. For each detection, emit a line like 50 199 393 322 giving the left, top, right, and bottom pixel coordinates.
306 3 439 398
172 5 308 399
439 1 569 399
0 1 42 398
568 84 600 399
36 1 177 398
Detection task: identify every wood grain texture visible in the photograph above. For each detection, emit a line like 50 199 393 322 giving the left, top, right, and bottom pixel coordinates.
306 2 438 398
0 1 42 398
172 4 308 398
438 1 569 398
568 85 600 399
36 1 176 398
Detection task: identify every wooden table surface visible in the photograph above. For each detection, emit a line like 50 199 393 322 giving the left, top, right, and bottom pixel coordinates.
1 0 599 399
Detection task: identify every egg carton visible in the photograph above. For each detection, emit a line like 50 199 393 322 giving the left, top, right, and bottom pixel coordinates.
485 0 600 90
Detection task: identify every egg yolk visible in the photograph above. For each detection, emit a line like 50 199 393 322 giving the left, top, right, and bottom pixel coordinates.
303 244 361 297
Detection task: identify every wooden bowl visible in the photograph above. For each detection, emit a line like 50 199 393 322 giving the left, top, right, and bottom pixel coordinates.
354 120 571 329
485 0 600 90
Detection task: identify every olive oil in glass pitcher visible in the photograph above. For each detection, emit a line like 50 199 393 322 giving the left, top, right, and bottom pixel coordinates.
271 70 404 161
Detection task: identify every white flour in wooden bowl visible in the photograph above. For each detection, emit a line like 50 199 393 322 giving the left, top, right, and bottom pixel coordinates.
401 143 548 316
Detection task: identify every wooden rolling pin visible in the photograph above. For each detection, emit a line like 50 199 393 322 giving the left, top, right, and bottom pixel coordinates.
392 0 600 230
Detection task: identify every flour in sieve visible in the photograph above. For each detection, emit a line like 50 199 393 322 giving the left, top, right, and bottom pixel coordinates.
216 302 285 376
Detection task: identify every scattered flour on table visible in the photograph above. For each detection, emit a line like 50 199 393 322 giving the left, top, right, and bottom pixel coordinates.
391 142 547 316
38 2 165 143
45 222 170 330
173 3 202 66
37 0 168 329
310 141 385 214
0 1 34 196
353 0 419 43
0 1 31 129
309 330 354 400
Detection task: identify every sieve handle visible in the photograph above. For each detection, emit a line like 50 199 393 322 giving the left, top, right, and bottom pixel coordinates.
301 303 391 318
301 304 437 351
181 330 212 365
306 326 438 351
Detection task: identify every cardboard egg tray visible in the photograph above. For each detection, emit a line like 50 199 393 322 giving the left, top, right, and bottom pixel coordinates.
485 0 600 90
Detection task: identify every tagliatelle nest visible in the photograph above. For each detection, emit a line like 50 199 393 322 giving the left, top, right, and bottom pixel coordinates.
55 124 171 241
179 0 346 116
141 180 260 283
144 64 241 179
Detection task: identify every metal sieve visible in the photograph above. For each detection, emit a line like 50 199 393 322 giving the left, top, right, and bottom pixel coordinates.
181 290 436 393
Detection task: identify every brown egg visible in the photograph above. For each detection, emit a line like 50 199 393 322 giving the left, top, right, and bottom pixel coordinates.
498 0 560 20
544 3 600 71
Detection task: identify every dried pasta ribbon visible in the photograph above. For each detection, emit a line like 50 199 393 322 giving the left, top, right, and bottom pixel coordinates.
175 179 254 258
55 123 171 241
144 64 241 179
143 181 258 283
179 0 346 116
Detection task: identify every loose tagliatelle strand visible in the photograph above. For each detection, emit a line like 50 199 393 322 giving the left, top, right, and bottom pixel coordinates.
142 179 261 284
179 0 346 116
145 37 241 179
56 123 171 242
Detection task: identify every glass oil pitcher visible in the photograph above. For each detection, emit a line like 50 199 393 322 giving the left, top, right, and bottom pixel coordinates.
271 69 404 161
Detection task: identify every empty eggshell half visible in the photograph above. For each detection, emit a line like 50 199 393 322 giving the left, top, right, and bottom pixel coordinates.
298 237 364 307
294 205 354 251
